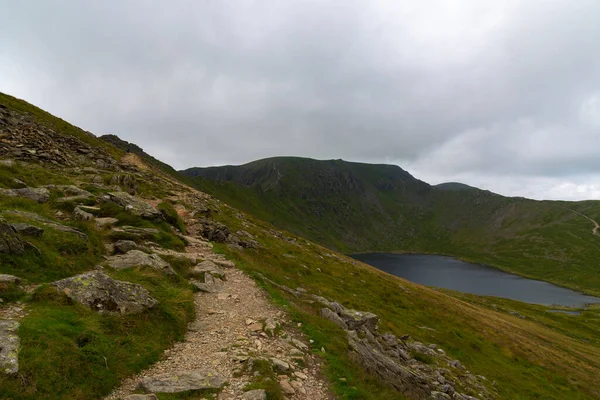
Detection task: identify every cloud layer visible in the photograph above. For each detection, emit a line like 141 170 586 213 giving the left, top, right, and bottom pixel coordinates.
1 0 599 200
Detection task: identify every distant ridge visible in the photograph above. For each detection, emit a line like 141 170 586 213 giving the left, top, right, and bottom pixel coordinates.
182 156 600 297
435 182 482 191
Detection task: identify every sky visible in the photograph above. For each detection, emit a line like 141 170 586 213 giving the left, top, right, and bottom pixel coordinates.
1 1 600 200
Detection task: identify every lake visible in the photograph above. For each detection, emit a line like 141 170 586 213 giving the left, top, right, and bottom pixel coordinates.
352 253 600 307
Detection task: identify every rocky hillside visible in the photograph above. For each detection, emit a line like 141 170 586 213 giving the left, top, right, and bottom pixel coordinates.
1 92 600 400
183 157 600 297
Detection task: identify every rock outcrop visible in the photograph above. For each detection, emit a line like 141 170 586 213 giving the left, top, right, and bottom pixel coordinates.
0 218 24 254
0 274 21 284
105 192 162 220
192 260 225 279
0 187 50 203
0 320 20 374
313 295 493 400
192 272 224 293
138 370 225 393
197 218 259 249
0 105 117 168
2 210 87 240
53 271 158 315
106 250 176 275
9 222 44 237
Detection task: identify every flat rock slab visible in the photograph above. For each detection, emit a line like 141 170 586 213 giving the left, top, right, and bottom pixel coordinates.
0 187 50 203
192 260 225 279
111 225 159 238
192 273 224 293
9 222 44 237
0 274 21 284
243 389 267 400
106 250 176 275
138 370 225 393
107 192 163 220
124 395 159 400
0 320 20 374
53 271 157 315
95 217 119 228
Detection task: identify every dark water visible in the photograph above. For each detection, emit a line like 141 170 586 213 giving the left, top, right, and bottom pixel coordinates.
352 253 600 307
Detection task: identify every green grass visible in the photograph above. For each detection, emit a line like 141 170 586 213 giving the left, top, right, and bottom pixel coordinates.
98 202 185 251
158 201 187 233
0 267 195 400
0 199 104 283
206 201 600 400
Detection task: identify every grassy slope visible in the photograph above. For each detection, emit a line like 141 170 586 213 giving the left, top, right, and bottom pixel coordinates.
184 158 600 296
206 199 600 400
0 94 196 399
0 93 122 159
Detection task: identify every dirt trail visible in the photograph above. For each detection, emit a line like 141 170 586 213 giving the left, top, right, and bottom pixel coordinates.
566 208 600 235
106 192 333 400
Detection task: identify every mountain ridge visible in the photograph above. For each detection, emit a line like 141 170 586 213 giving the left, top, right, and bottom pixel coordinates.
182 157 600 297
2 92 600 400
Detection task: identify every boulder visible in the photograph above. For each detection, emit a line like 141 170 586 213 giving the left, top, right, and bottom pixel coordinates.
106 250 175 275
0 274 21 284
192 260 225 279
321 308 349 330
243 389 267 400
114 239 145 254
339 308 380 333
192 273 224 293
111 225 159 238
197 218 230 242
106 192 162 220
348 330 433 399
0 219 24 254
0 187 50 203
124 395 159 400
138 370 225 393
73 206 94 221
2 210 86 240
9 222 44 237
0 320 20 374
95 217 119 228
271 357 290 372
77 205 101 214
53 271 157 315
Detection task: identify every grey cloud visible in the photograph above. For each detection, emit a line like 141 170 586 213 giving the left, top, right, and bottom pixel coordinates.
1 0 600 199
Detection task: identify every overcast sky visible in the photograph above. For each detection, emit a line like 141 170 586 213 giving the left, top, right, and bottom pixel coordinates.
1 1 600 200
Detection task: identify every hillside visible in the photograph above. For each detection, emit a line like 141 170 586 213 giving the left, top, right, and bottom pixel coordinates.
183 157 600 297
1 92 600 400
99 134 196 187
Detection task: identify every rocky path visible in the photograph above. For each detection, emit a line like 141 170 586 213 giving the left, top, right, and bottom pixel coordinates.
566 208 600 235
106 194 333 400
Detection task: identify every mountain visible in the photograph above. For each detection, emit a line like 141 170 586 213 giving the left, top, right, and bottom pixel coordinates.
434 182 482 191
183 157 600 297
2 92 600 400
